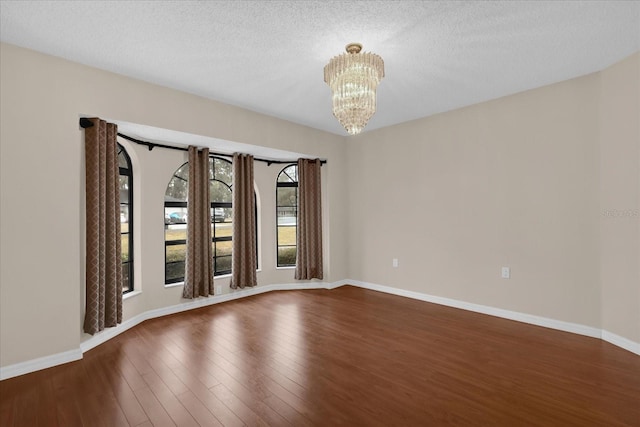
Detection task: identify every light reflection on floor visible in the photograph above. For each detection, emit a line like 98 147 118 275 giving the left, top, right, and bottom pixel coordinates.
268 301 307 388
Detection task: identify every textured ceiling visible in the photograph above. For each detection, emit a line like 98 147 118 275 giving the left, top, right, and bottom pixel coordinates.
1 1 639 137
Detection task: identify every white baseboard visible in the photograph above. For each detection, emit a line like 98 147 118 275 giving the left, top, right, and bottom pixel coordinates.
0 348 82 381
80 281 332 353
2 279 638 380
347 280 604 339
602 330 640 355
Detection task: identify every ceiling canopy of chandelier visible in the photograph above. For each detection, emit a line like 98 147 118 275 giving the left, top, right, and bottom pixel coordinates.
324 43 385 135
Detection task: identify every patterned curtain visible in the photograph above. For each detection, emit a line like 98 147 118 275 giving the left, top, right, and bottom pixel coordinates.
230 153 257 289
83 118 123 335
182 146 214 298
295 159 323 280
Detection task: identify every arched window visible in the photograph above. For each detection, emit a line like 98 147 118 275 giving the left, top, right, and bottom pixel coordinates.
118 144 134 293
164 157 233 283
276 164 298 267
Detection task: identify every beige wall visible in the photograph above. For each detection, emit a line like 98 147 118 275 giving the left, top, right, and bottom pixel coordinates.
347 73 602 328
0 43 348 367
599 54 640 343
347 53 640 342
1 42 638 370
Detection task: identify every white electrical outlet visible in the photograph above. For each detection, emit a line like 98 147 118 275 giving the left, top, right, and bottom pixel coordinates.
393 258 399 267
215 284 222 294
501 267 510 279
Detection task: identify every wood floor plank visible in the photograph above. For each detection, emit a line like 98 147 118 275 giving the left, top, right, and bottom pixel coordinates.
261 393 315 427
175 390 224 427
11 377 38 427
0 403 14 427
133 386 176 427
0 377 16 425
254 374 311 417
35 375 59 427
169 361 220 390
111 352 149 392
49 364 85 427
95 354 149 427
210 383 269 426
77 391 130 427
168 332 272 406
168 368 244 427
141 370 198 427
2 286 639 426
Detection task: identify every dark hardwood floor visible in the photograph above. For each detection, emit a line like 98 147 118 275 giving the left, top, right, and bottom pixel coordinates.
1 285 639 426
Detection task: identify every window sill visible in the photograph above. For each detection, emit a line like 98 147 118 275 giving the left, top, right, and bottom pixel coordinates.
123 290 142 300
276 266 296 270
165 282 184 289
164 273 234 289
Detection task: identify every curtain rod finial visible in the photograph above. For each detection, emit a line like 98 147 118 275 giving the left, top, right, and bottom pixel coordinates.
79 117 94 128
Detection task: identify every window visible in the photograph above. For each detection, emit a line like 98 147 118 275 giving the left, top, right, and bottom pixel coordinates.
118 144 134 293
164 157 233 283
276 164 298 267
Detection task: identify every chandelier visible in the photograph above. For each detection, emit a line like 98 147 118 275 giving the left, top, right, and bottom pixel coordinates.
324 43 385 135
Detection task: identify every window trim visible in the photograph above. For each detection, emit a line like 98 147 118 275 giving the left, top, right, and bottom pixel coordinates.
276 164 298 268
118 143 134 294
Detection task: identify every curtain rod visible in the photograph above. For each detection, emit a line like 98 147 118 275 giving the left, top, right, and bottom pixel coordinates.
79 118 326 166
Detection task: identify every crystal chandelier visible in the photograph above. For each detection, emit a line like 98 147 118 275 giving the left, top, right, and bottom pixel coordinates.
324 43 385 135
